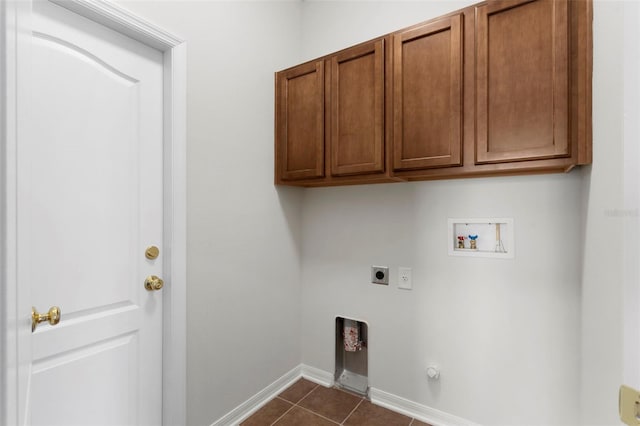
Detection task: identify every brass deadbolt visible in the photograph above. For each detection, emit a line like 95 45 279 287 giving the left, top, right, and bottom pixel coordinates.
145 246 160 260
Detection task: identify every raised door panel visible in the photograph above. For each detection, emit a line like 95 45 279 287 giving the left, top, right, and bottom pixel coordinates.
276 60 325 181
393 14 463 171
330 39 385 177
476 0 569 164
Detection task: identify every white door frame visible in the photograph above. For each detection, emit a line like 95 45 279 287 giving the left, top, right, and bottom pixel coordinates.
0 1 187 425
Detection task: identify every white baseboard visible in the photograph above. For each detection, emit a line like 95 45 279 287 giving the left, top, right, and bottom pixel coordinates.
300 363 334 387
210 365 302 426
370 387 480 426
210 364 479 426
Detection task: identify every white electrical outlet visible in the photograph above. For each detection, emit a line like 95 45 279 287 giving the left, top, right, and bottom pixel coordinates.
398 267 412 290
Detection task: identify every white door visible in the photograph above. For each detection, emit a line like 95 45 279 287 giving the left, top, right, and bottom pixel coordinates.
19 1 164 424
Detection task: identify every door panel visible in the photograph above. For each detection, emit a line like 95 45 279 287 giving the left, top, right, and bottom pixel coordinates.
20 1 164 424
475 0 569 163
29 31 139 315
276 60 325 181
330 39 385 177
31 334 137 426
392 14 463 171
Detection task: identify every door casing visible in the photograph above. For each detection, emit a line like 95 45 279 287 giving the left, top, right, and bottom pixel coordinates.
0 1 187 425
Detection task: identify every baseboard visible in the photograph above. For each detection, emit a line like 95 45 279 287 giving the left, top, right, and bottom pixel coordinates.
210 364 479 426
210 365 302 426
369 387 480 426
300 363 334 387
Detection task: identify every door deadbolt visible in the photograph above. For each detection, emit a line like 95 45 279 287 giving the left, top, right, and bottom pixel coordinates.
145 246 160 260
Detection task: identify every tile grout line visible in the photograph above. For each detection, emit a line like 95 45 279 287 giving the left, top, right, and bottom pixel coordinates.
268 381 406 426
292 382 354 425
295 404 342 425
264 381 425 426
269 399 297 426
272 383 330 426
270 382 320 426
340 398 364 425
249 380 430 426
298 383 320 403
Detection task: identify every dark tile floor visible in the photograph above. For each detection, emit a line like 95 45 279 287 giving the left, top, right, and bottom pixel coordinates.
240 378 432 426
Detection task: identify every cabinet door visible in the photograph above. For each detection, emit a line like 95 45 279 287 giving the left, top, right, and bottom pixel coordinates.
476 0 569 164
275 60 325 181
329 39 385 177
393 14 463 171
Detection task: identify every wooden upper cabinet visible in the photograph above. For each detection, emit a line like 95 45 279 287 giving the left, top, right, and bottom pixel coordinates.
475 0 569 164
329 39 385 177
275 60 325 181
392 14 463 172
274 0 591 186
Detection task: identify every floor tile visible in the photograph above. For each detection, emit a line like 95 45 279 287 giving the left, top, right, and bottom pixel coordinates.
344 400 412 426
298 386 363 423
273 406 337 426
411 420 433 426
278 378 318 404
240 398 293 426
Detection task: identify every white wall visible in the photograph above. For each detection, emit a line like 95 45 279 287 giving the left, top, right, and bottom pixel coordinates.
299 2 583 425
112 1 632 425
622 0 640 396
113 2 304 425
300 1 475 61
580 1 627 424
301 175 583 424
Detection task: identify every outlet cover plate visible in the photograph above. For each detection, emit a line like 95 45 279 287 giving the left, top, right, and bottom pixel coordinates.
398 267 412 290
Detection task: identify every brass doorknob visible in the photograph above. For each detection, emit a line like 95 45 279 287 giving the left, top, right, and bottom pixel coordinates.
145 275 164 291
32 306 61 332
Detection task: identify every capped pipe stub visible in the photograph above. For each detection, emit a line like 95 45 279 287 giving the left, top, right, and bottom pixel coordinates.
426 366 440 380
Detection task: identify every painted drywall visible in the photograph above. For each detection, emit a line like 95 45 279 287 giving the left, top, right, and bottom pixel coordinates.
300 1 476 61
298 2 583 425
300 176 583 425
622 0 640 395
580 1 627 424
111 1 633 425
112 2 304 425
